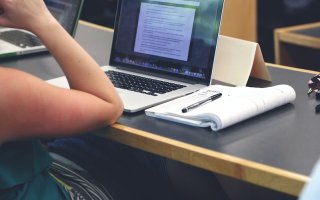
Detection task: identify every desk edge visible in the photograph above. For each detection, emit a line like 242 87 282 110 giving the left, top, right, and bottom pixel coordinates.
99 123 309 196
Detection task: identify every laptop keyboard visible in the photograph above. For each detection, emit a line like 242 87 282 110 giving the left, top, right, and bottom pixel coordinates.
0 30 42 48
105 70 186 96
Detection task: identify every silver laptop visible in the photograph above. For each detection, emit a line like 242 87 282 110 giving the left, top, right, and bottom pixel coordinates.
0 0 83 58
48 0 225 113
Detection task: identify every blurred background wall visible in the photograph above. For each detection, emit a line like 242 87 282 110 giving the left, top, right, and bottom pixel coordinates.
80 0 320 63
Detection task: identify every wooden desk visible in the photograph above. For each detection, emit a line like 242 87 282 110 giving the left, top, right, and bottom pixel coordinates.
2 21 320 197
102 64 317 197
274 22 320 71
76 22 317 196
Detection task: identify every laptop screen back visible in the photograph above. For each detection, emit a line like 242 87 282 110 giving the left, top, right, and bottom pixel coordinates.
110 0 224 85
45 0 83 36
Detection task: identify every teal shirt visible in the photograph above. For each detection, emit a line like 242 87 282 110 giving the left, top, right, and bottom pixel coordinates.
0 140 71 200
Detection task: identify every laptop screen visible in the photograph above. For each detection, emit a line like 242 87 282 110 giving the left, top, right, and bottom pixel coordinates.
45 0 83 35
110 0 224 85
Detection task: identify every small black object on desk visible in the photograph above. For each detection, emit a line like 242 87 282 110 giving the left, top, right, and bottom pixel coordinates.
308 74 320 95
315 104 320 114
316 91 320 114
307 74 320 114
316 91 320 101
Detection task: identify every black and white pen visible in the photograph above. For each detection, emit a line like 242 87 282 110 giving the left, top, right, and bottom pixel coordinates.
182 93 222 113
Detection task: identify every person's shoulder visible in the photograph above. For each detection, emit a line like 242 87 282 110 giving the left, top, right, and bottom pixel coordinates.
0 67 45 142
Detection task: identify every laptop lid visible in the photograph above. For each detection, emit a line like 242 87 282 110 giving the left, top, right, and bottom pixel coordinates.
109 0 224 86
45 0 84 37
47 0 225 113
0 0 84 58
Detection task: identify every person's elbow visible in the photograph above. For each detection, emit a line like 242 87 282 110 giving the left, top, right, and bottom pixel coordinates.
112 100 124 123
105 100 124 125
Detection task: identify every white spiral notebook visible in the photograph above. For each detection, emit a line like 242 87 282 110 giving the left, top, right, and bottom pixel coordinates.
145 84 296 131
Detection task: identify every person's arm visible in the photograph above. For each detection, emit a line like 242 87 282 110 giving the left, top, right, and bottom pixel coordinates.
0 0 123 143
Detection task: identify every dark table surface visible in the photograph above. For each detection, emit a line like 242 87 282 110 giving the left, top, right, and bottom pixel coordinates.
118 67 320 176
293 26 320 38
